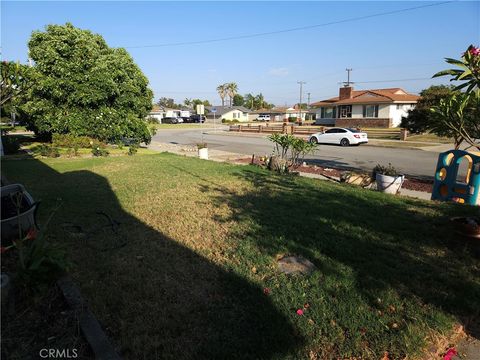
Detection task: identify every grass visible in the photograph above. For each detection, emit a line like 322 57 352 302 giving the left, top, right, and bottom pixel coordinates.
366 140 438 149
2 153 479 359
406 133 452 144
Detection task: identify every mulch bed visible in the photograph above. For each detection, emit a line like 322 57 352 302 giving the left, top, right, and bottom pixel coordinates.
1 252 93 359
234 157 433 193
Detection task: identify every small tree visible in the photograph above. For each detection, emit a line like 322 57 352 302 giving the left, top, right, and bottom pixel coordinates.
429 45 480 149
267 134 317 172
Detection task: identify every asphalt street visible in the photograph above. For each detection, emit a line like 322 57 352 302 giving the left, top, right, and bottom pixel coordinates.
152 126 444 178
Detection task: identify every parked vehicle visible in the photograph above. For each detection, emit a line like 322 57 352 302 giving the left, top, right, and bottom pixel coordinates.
257 114 271 122
180 116 192 123
190 115 206 123
162 117 181 124
309 127 368 146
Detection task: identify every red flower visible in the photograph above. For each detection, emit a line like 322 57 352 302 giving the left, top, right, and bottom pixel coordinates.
443 348 457 360
25 228 37 240
263 287 270 295
296 309 304 316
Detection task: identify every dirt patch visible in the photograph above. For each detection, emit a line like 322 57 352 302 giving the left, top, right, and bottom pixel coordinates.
1 252 92 359
235 157 433 193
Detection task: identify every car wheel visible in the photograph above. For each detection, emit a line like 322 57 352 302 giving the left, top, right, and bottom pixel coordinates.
309 137 318 144
340 138 350 147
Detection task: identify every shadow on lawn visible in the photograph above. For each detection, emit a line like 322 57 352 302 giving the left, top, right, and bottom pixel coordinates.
1 158 301 360
208 168 480 342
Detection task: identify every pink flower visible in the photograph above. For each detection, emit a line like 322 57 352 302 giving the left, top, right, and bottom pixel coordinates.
443 348 457 360
296 309 304 316
469 47 480 56
263 287 270 295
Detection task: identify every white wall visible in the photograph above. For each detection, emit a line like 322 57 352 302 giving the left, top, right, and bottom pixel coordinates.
388 103 415 127
222 110 249 122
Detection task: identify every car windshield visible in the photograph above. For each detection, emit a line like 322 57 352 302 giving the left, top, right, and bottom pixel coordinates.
347 128 361 133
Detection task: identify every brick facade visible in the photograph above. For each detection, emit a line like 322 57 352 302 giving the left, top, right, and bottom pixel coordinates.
335 118 392 128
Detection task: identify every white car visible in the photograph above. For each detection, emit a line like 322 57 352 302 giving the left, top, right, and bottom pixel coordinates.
308 127 368 146
257 114 271 121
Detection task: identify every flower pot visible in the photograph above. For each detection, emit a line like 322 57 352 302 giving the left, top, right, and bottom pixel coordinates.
1 184 38 247
375 173 404 194
198 147 209 160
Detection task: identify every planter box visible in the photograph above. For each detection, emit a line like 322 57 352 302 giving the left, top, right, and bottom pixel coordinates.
376 173 404 194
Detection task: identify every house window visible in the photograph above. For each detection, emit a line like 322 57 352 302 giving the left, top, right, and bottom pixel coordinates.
321 107 336 119
233 113 237 119
362 105 378 118
339 105 352 118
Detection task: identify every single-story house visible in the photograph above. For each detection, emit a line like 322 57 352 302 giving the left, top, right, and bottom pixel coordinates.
311 87 419 128
248 106 309 122
147 106 191 123
206 106 250 122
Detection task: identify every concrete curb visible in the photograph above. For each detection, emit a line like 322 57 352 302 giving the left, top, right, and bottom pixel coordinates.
57 276 122 360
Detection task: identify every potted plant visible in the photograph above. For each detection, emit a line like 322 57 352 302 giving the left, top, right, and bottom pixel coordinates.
372 163 405 194
197 143 208 160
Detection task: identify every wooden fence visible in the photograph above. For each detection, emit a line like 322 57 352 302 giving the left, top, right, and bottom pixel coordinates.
229 124 404 140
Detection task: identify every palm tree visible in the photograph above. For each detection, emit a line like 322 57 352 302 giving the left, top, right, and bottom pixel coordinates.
226 82 238 107
216 84 227 107
184 98 192 108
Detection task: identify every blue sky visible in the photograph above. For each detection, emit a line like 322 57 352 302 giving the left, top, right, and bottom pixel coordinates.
1 1 479 106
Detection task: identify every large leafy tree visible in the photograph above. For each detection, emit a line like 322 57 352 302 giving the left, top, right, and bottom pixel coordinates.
24 23 153 143
400 85 458 134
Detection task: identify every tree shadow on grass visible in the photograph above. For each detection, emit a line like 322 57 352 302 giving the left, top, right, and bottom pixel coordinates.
205 167 480 351
1 158 302 360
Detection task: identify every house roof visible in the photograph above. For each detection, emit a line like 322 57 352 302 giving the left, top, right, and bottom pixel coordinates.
311 88 420 107
206 106 251 115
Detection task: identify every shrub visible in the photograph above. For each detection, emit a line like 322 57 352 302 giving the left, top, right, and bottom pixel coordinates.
2 136 20 154
288 117 297 123
37 144 60 158
267 134 318 172
128 143 139 156
52 133 94 148
197 143 208 150
372 163 400 177
92 146 109 157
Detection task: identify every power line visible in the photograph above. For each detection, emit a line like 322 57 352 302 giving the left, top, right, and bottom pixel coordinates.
123 1 455 49
352 77 433 84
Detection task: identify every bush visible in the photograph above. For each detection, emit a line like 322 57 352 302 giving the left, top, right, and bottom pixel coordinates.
2 136 20 154
221 119 240 124
52 133 94 148
92 146 109 157
372 163 400 177
288 117 297 123
37 144 60 158
128 143 139 156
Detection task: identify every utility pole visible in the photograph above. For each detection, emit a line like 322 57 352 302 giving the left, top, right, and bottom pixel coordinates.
297 81 306 123
344 68 353 87
307 92 311 121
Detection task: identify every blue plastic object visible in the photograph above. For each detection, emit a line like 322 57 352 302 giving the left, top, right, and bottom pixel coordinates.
431 149 480 205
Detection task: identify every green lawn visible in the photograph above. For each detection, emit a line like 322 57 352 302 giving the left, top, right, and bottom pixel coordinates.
2 153 479 359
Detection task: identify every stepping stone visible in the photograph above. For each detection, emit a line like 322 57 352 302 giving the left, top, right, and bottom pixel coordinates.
277 255 316 275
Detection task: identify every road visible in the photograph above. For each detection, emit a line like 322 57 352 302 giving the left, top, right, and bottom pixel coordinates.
152 127 442 178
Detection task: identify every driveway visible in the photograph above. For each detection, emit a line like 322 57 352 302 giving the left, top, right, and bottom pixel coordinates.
151 127 445 178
